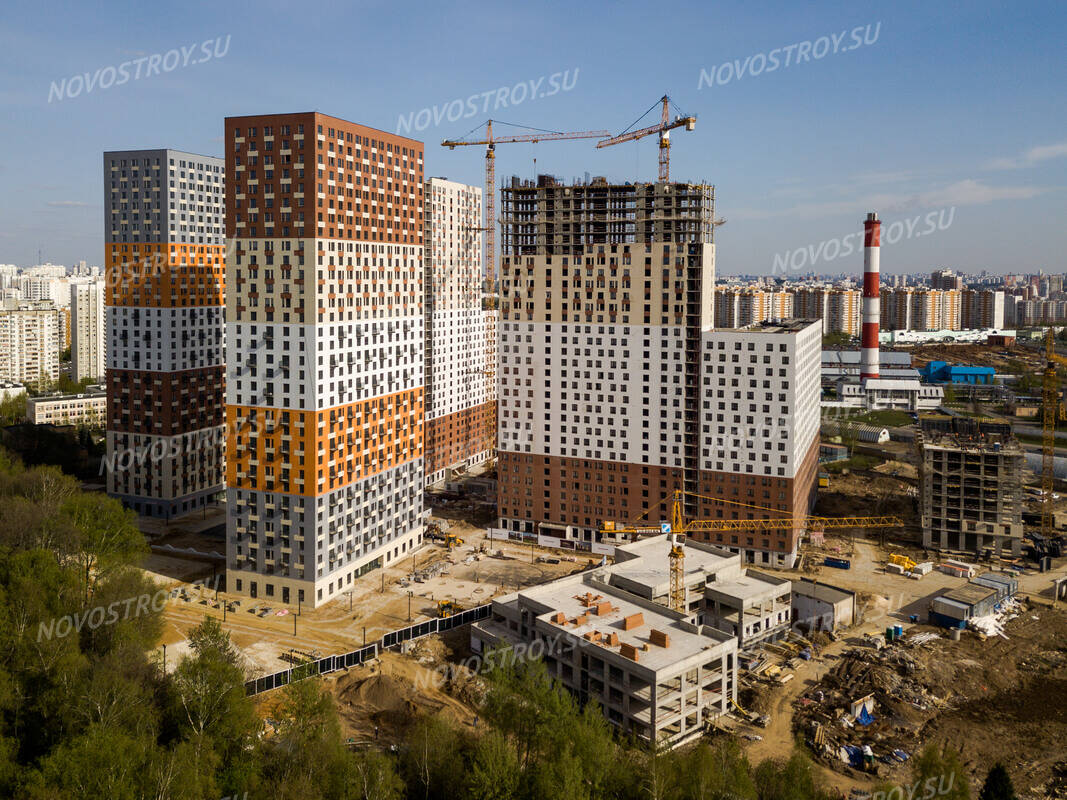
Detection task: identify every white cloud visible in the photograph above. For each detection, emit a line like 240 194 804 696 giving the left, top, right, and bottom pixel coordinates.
733 179 1048 221
987 141 1067 170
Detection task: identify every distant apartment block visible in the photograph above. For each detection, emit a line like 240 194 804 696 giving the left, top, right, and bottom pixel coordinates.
0 300 64 387
28 389 106 426
71 281 106 381
882 288 962 331
792 288 860 336
713 287 792 329
960 289 1005 330
930 269 964 291
224 113 425 609
104 149 226 518
423 177 495 486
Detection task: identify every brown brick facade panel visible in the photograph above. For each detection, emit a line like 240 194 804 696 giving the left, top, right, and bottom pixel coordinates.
108 366 225 436
499 435 819 556
224 112 423 246
689 436 820 554
426 400 495 475
498 451 686 532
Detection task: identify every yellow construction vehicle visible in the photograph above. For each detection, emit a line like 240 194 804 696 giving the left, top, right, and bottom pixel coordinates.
446 533 464 549
888 553 916 571
437 599 463 618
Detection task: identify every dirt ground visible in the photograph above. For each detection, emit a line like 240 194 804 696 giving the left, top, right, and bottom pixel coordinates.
788 605 1067 796
907 343 1038 373
146 521 592 678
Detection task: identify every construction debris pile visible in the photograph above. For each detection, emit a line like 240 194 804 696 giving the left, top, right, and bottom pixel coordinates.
793 606 1067 789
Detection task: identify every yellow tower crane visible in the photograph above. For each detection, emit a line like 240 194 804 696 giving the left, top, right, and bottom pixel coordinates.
441 121 610 289
600 489 903 573
1041 328 1067 538
596 95 697 182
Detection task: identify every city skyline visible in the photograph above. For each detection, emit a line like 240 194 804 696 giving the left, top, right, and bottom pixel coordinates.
0 1 1062 274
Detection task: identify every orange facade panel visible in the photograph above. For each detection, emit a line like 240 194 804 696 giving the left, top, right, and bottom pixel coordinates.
106 242 225 308
227 387 424 497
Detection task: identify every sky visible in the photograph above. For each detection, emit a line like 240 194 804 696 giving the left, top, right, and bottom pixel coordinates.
0 0 1063 276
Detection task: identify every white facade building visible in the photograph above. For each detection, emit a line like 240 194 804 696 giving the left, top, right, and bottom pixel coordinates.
0 301 63 387
423 178 495 486
71 281 106 381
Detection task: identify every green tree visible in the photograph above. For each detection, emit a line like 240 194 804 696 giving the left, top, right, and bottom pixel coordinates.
401 715 463 800
679 738 757 800
911 744 970 800
0 394 26 426
752 751 827 800
464 729 519 800
349 749 403 800
168 615 258 787
61 493 146 601
979 764 1015 800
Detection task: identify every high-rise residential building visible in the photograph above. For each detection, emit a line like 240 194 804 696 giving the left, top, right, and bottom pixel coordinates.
224 113 425 608
918 416 1024 557
882 288 961 331
961 289 1006 330
494 175 819 567
930 269 964 291
0 300 64 387
792 287 859 335
103 148 226 519
496 176 715 546
71 281 105 381
423 177 495 486
696 321 821 566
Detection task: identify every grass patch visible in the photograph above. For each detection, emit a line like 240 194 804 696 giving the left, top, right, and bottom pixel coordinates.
840 409 914 428
824 454 883 473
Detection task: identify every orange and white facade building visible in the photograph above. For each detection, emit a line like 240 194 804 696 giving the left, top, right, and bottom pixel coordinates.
224 113 425 608
103 149 226 519
423 177 495 486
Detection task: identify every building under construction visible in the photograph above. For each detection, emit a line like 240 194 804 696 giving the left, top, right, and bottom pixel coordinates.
471 534 791 747
917 415 1025 557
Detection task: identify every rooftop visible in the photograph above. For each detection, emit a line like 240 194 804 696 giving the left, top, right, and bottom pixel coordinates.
519 577 732 672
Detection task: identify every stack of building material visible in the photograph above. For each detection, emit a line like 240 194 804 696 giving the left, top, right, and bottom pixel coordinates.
886 562 906 575
938 559 976 578
912 562 934 575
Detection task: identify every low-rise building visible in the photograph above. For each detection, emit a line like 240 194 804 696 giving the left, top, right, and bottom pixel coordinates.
790 577 856 632
27 389 107 426
471 534 793 747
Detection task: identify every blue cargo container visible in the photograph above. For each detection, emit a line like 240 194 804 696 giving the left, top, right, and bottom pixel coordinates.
824 557 851 569
929 611 967 630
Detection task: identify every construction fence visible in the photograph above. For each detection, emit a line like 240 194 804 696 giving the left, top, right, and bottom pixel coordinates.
244 603 492 696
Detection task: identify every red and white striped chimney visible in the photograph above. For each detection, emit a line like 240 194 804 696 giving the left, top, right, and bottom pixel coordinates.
861 212 881 380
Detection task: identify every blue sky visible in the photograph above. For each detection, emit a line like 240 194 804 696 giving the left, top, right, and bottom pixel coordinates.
0 0 1063 275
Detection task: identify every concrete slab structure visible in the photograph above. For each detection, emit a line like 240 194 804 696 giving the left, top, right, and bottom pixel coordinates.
918 415 1024 557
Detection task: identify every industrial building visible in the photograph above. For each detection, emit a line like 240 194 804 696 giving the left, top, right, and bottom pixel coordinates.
918 361 995 385
790 578 856 632
495 175 820 568
822 213 945 413
930 572 1017 629
224 113 426 608
423 177 496 486
917 416 1025 557
103 149 226 518
472 534 796 746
